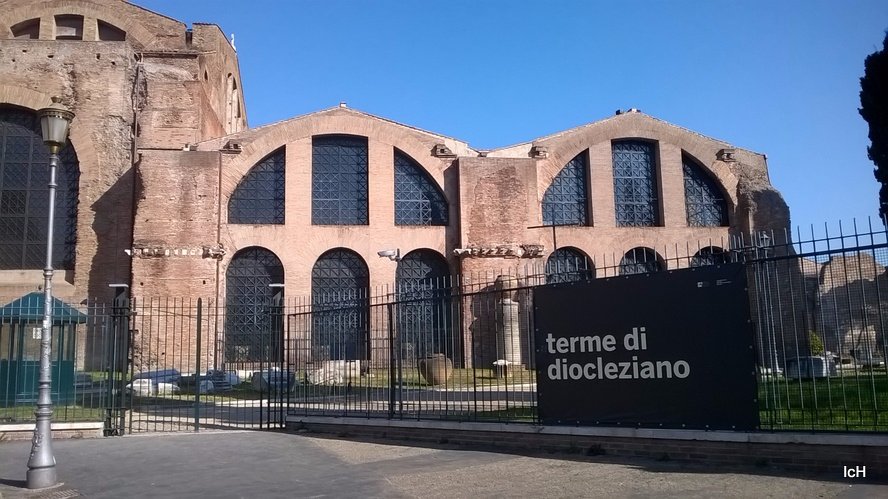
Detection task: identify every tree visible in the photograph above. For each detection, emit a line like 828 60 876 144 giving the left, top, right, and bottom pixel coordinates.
860 32 888 223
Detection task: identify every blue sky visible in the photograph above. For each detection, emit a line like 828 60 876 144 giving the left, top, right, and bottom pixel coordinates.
139 0 888 232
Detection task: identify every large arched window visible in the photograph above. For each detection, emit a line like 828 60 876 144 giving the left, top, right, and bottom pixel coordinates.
312 135 369 225
394 151 448 225
311 249 370 360
690 246 729 267
683 156 728 227
619 247 663 275
545 247 594 284
0 107 79 270
613 140 659 227
396 250 452 360
224 247 284 362
97 20 126 41
228 147 285 224
542 152 588 226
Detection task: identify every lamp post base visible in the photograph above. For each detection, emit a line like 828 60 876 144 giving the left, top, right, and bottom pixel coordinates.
26 466 57 490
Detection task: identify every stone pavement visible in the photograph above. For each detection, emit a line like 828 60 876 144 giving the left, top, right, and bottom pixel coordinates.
0 430 884 498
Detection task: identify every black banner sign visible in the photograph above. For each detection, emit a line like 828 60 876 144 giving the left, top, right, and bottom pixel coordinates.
534 263 758 430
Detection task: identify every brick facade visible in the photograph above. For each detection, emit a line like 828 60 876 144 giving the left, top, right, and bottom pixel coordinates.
0 1 791 369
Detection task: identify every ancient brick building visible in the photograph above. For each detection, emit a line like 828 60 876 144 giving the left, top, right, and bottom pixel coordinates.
0 1 792 369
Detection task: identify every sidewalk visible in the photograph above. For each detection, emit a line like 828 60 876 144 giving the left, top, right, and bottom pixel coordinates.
1 430 884 498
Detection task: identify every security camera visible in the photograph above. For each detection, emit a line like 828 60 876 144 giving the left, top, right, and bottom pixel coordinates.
377 249 401 261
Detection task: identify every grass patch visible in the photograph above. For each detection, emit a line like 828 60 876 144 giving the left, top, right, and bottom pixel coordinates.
758 371 888 431
0 404 105 423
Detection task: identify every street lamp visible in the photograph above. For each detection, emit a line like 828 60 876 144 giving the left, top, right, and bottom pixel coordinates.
27 97 74 490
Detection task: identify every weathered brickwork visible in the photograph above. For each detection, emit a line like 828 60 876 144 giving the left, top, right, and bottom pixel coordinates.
0 1 792 371
0 0 245 305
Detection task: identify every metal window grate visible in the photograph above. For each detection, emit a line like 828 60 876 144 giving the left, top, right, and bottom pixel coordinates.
228 148 285 224
619 247 662 275
395 250 452 359
683 157 727 227
613 141 658 227
224 247 284 362
0 107 79 270
312 136 368 225
690 246 729 267
311 249 370 360
542 152 588 226
545 247 595 283
394 151 448 225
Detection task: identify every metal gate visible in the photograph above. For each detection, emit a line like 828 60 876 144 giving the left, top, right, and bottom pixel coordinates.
104 291 288 434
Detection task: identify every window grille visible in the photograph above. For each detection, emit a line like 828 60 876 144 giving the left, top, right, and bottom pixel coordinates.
542 152 588 226
545 247 594 284
312 136 368 225
311 249 370 360
224 247 284 362
619 247 662 275
0 107 79 270
613 141 659 226
228 148 285 224
690 246 728 267
394 151 448 225
683 157 727 227
395 250 452 359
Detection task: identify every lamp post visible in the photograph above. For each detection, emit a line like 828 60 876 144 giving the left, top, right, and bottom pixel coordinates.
27 97 74 490
756 231 779 373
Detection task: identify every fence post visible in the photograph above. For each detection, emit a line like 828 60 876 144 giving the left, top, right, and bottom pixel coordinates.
194 298 202 432
106 284 129 436
387 302 395 419
270 285 284 428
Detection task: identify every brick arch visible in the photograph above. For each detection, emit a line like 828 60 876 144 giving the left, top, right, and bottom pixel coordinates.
220 112 452 214
0 0 167 48
534 117 740 215
230 113 449 188
0 86 99 189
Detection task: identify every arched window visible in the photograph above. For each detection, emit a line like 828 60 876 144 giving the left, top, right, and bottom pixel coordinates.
0 107 79 270
228 148 285 224
97 20 126 42
619 247 663 275
613 140 659 227
683 156 728 227
394 151 448 225
542 152 588 226
54 15 84 40
396 250 452 360
224 247 284 362
545 247 594 284
225 75 241 134
312 136 369 225
11 19 40 39
312 249 370 360
691 246 729 267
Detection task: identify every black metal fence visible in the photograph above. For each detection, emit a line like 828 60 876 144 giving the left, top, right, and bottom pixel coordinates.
1 292 288 434
284 276 538 423
2 221 887 433
748 220 888 431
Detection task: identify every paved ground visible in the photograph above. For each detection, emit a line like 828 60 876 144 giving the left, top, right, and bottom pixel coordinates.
0 431 884 498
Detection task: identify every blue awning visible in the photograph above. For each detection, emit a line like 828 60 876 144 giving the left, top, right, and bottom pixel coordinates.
0 292 88 324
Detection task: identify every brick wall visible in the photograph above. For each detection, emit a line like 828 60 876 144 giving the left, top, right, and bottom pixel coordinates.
289 419 888 479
